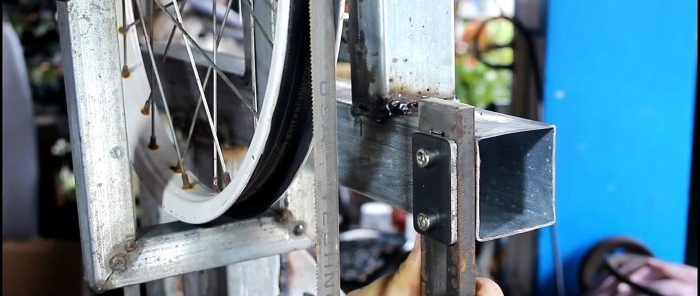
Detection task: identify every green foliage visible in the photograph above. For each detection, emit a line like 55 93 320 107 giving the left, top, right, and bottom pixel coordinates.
455 18 514 108
456 58 512 108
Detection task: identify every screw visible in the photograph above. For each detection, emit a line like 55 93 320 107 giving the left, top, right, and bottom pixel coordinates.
109 255 127 271
416 212 437 231
416 148 436 168
293 223 305 236
110 146 124 159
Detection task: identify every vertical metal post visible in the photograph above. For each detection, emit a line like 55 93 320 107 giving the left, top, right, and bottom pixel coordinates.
57 0 137 290
311 0 341 295
418 99 477 296
347 0 455 122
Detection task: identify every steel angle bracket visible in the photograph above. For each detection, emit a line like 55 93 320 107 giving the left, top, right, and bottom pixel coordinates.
412 132 457 245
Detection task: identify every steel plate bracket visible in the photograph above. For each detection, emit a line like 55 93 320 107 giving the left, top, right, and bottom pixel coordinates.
412 132 457 245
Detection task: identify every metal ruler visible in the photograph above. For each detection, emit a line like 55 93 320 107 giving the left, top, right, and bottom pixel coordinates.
311 0 341 295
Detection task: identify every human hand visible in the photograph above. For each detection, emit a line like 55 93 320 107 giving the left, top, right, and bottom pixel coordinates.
347 236 504 296
475 277 504 296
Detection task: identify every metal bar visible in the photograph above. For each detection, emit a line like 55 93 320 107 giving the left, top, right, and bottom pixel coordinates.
311 0 341 294
347 0 454 121
105 216 314 290
336 91 555 241
417 99 476 295
101 164 316 291
57 1 138 290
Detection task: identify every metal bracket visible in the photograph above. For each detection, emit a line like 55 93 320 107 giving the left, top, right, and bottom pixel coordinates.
412 132 457 245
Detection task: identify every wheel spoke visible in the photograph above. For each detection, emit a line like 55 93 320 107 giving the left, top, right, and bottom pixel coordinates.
148 0 157 147
122 1 175 32
153 0 259 119
121 0 129 75
139 0 187 118
157 0 189 73
167 0 229 174
250 9 274 45
212 0 219 191
134 0 186 168
179 0 237 163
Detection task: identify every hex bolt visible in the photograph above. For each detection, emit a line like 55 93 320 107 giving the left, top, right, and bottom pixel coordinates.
293 223 305 236
416 148 437 168
109 255 127 271
416 212 438 232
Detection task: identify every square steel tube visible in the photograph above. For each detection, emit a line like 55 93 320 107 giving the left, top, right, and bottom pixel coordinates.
347 0 455 106
337 97 556 242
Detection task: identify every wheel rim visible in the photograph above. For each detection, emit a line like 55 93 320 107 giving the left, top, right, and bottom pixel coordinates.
118 0 310 224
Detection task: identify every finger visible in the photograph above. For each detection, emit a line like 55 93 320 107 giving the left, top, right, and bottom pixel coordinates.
389 235 422 293
476 277 504 296
347 236 423 296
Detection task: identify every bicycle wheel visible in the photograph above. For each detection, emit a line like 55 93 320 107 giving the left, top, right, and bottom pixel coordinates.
117 0 311 224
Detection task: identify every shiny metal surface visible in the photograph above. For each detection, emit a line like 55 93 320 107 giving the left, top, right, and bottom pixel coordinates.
107 216 313 290
415 148 433 168
57 0 137 290
474 109 556 241
416 212 436 232
311 0 341 294
348 0 455 102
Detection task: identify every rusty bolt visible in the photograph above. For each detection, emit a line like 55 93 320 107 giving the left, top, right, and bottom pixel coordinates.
109 255 127 271
124 239 139 252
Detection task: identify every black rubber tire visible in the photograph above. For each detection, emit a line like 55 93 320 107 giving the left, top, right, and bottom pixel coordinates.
579 236 654 292
226 0 311 218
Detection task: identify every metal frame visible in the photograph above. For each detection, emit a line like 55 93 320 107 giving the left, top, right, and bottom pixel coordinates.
58 0 555 294
57 0 315 292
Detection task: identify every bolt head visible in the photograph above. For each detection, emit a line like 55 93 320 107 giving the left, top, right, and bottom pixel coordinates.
124 240 139 252
416 212 435 231
109 256 127 271
416 148 431 168
293 223 305 236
